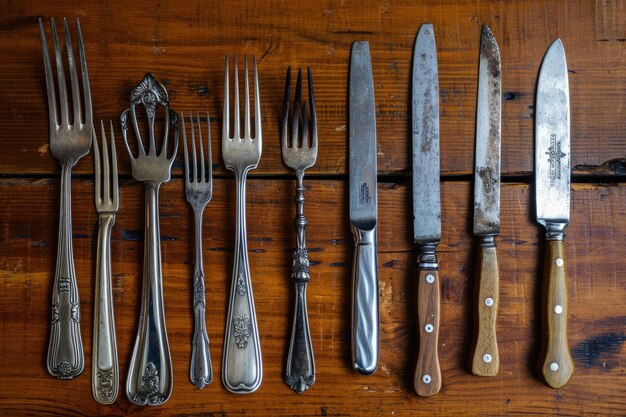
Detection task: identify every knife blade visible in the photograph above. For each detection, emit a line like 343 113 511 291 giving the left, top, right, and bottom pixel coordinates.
349 41 379 375
411 24 442 396
535 38 574 389
470 24 501 377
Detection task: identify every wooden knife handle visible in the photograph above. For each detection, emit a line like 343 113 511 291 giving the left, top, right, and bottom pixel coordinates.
470 236 499 376
413 249 441 396
539 239 574 388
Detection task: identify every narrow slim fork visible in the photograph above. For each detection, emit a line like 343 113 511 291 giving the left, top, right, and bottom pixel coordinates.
221 55 263 394
39 17 92 380
182 111 213 389
281 67 317 393
92 121 119 404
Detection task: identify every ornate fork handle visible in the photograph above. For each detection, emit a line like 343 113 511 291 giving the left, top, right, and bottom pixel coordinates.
47 160 84 379
222 169 262 393
126 183 172 405
93 213 118 403
285 177 315 393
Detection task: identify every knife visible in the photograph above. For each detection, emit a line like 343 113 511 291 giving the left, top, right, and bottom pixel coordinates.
411 24 442 396
470 24 501 377
349 41 379 375
535 38 574 389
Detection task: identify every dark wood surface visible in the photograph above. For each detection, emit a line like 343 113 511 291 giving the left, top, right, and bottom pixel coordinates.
0 1 625 416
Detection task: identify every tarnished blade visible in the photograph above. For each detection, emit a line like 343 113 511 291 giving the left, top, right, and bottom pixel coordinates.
349 42 377 230
474 24 501 236
412 24 441 243
535 39 570 226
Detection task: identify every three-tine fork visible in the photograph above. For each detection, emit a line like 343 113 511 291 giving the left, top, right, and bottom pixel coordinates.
281 67 317 393
181 112 213 389
221 55 263 394
39 17 92 380
92 121 119 404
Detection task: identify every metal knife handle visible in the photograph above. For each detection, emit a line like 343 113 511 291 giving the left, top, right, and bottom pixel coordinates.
540 238 573 388
47 161 84 379
126 183 172 406
470 235 499 376
92 213 119 404
222 170 262 393
414 245 441 396
350 226 379 375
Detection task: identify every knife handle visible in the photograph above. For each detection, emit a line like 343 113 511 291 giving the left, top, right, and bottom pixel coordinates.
350 226 379 375
539 239 574 388
413 246 441 396
470 236 499 376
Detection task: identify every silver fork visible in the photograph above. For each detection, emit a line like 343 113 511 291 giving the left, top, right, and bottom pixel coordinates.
281 67 317 393
221 55 263 394
121 73 178 406
39 17 92 380
181 111 213 389
92 121 119 404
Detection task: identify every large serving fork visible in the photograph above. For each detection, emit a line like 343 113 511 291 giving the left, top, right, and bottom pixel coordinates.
39 17 92 380
281 67 317 393
182 112 213 389
92 121 119 404
221 55 263 393
121 73 178 406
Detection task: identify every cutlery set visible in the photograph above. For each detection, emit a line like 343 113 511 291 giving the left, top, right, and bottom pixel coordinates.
40 17 574 404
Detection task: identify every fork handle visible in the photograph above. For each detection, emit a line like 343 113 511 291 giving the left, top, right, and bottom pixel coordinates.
47 161 84 379
92 213 119 404
126 183 173 406
222 171 263 393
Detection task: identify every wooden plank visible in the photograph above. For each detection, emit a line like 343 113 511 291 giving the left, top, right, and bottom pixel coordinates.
0 178 623 415
0 1 625 177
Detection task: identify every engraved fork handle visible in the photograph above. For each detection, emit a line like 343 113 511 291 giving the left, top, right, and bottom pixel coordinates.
285 176 315 393
92 213 119 404
47 161 84 379
126 183 173 406
222 169 262 393
190 209 213 389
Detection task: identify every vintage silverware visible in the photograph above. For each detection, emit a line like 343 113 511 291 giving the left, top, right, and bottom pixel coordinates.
181 111 213 389
412 24 442 396
92 121 119 404
535 39 574 389
40 17 92 380
221 55 263 393
348 41 379 376
281 67 317 393
470 24 502 377
121 73 178 405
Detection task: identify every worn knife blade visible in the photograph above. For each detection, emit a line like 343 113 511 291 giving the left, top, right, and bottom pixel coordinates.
411 23 442 396
535 38 574 389
348 41 379 375
470 24 502 377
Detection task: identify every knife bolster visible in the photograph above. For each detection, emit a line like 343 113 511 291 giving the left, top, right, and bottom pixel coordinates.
417 242 438 268
545 222 567 241
352 225 376 246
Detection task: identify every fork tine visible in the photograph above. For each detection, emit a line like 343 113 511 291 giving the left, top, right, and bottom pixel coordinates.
280 67 291 151
233 55 240 140
244 55 251 140
101 120 110 204
51 18 69 126
223 55 230 141
93 124 101 205
63 18 80 126
197 112 205 183
206 111 212 187
181 112 190 182
170 111 180 161
308 67 318 151
253 55 261 142
301 100 309 149
191 111 198 183
292 68 302 148
39 19 58 128
76 19 92 126
109 121 119 208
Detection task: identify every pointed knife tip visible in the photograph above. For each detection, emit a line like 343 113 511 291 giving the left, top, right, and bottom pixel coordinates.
417 23 434 37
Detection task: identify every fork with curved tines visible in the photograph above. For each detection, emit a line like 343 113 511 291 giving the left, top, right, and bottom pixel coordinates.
281 67 317 393
181 111 213 389
121 73 178 406
92 121 119 404
221 55 263 394
39 17 92 380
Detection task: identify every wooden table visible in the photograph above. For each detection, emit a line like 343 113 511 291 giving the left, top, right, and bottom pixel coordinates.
1 1 624 415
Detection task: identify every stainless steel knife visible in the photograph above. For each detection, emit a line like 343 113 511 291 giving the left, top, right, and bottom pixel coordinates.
349 41 379 375
411 24 442 396
535 38 574 389
470 24 501 377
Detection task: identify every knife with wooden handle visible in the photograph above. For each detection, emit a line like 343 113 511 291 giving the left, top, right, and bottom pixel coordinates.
535 38 574 389
411 24 442 396
470 24 502 377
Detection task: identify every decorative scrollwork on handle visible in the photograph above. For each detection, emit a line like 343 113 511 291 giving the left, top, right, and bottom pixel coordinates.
130 362 165 406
